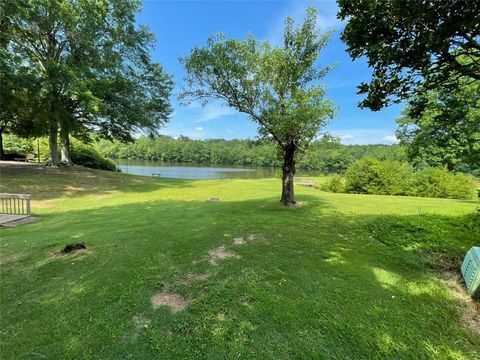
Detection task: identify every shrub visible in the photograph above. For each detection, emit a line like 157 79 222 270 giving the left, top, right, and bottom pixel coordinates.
71 141 117 171
344 159 478 200
345 158 413 195
412 167 477 200
321 174 345 193
2 135 33 155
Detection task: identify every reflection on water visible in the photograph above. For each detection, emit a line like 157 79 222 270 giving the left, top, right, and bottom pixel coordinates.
117 160 277 179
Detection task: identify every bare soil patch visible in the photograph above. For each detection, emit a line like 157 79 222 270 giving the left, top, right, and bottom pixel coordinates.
151 291 190 312
441 272 480 336
233 237 246 245
246 233 270 244
0 253 24 266
208 246 238 265
288 201 305 208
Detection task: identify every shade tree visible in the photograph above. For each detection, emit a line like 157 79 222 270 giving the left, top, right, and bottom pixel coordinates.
2 0 172 165
337 0 480 111
181 8 336 205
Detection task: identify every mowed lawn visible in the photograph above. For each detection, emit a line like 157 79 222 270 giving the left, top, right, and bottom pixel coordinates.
1 164 479 359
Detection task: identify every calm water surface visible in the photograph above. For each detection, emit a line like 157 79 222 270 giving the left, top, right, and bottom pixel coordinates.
117 160 277 179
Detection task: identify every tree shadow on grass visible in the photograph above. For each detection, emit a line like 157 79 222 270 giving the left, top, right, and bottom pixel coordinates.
1 196 479 359
366 211 480 269
0 163 195 201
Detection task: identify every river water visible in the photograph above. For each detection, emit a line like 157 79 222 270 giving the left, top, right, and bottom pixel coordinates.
117 160 317 179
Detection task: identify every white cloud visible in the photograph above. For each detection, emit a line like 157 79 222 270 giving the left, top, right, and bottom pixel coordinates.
382 135 400 144
265 0 343 45
339 134 354 141
193 103 237 123
331 129 400 145
195 126 203 132
159 129 171 136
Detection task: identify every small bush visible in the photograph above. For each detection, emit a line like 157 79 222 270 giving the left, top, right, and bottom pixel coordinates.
321 174 345 193
2 135 33 155
344 159 478 200
412 167 477 200
345 158 413 195
71 141 117 171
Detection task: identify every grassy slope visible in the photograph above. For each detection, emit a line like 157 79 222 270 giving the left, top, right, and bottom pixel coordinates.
0 165 479 359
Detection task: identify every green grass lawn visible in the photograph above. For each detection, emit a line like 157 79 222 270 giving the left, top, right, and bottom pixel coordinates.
1 165 479 359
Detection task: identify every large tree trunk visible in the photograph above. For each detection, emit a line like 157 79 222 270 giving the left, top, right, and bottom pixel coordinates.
60 126 73 165
48 120 60 165
0 128 4 160
280 142 296 206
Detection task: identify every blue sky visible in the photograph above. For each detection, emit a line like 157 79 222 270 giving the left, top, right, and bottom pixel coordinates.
137 0 403 145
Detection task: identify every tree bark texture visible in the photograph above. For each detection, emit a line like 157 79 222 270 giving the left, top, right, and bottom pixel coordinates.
0 129 4 160
280 142 296 205
60 126 73 164
48 119 60 165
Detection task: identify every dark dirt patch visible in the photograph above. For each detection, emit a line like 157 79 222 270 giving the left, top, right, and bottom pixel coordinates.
62 242 86 253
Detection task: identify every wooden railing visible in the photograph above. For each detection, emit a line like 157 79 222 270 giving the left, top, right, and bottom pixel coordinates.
0 194 31 215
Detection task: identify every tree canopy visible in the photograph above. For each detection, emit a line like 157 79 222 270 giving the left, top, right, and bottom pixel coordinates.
1 0 173 164
0 1 44 158
396 79 480 174
181 8 336 205
337 0 480 111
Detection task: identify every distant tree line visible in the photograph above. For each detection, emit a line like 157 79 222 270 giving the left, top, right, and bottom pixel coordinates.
95 135 406 173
